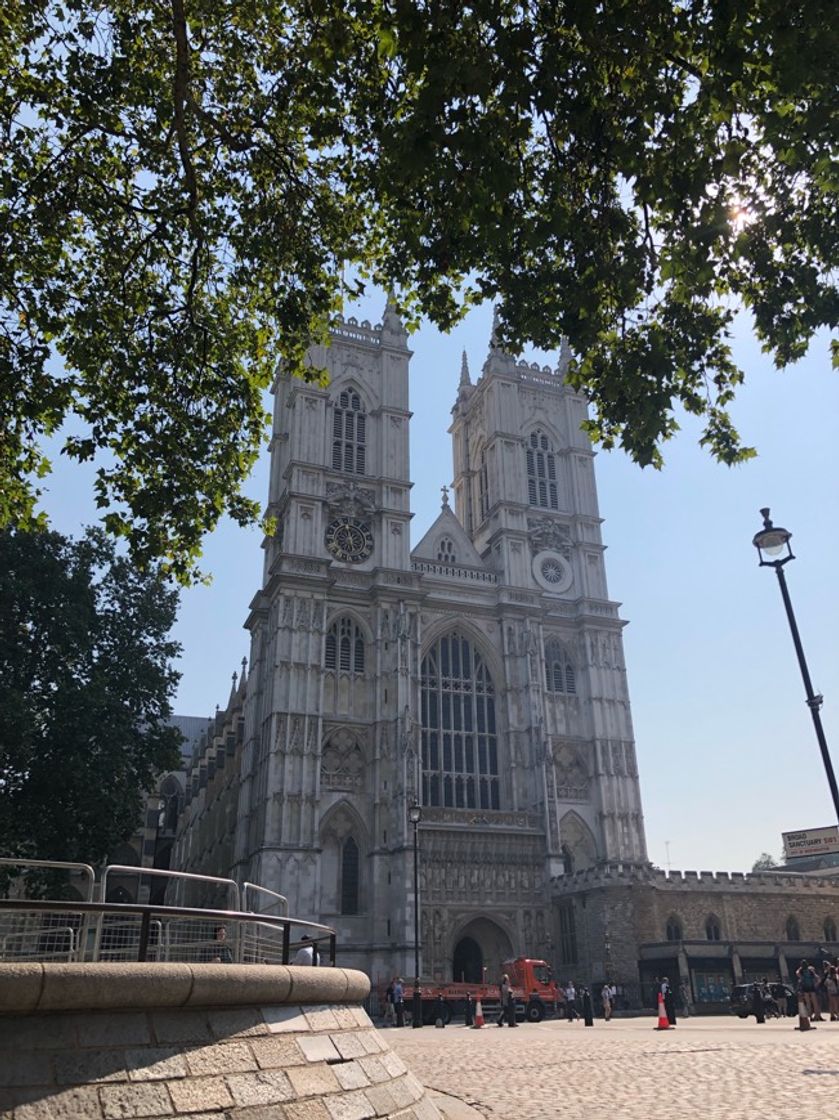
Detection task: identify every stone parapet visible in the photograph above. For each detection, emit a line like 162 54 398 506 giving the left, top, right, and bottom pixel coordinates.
0 964 440 1120
551 862 839 896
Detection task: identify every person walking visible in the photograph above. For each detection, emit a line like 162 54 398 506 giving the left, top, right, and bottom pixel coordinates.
564 981 579 1021
826 964 839 1021
796 960 822 1020
203 925 234 963
661 976 677 1026
393 977 405 1027
601 982 614 1021
678 980 691 1018
384 978 396 1026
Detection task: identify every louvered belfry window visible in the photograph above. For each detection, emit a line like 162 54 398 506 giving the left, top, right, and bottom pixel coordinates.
332 389 366 474
526 430 558 509
325 617 365 673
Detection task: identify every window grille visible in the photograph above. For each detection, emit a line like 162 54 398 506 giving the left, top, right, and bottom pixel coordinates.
420 633 499 810
325 617 365 673
526 430 558 509
332 389 366 474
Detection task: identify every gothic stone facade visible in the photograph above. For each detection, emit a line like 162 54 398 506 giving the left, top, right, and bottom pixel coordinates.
173 304 647 985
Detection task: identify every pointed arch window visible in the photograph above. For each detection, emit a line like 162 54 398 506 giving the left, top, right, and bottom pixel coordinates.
420 632 499 810
824 917 837 942
325 617 365 673
785 915 800 942
666 916 683 942
340 837 360 914
544 639 576 695
526 430 558 510
332 389 366 474
705 914 722 941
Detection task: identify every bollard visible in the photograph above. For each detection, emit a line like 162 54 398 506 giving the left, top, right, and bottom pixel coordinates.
797 997 812 1032
465 993 474 1027
435 993 445 1027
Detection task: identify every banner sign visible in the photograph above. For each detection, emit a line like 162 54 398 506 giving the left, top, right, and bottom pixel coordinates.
783 826 839 861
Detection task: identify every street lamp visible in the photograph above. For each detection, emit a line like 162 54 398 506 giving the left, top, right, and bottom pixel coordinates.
752 508 839 824
408 802 423 1028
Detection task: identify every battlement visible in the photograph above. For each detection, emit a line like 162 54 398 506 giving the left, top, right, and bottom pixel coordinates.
551 861 839 895
331 314 382 346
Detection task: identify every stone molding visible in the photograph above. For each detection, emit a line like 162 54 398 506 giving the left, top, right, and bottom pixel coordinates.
0 963 370 1015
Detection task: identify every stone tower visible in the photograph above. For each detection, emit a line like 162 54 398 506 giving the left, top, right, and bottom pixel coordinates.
220 303 647 985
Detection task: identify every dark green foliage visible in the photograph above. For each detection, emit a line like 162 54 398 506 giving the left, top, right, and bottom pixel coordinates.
0 528 182 870
2 1 836 579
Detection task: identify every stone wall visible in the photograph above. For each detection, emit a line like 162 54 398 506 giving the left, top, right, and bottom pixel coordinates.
0 963 440 1120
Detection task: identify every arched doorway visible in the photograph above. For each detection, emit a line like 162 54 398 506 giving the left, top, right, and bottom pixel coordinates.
453 936 483 983
450 916 514 983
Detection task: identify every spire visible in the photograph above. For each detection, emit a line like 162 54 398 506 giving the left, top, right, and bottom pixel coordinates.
459 350 471 388
483 305 516 376
441 484 450 508
238 656 248 695
381 293 408 345
228 670 238 706
557 336 573 377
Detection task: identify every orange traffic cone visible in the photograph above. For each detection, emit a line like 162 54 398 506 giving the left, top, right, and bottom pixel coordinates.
796 997 812 1032
473 998 485 1028
655 993 671 1031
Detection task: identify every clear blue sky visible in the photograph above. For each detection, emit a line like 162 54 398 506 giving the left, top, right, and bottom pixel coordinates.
38 292 839 876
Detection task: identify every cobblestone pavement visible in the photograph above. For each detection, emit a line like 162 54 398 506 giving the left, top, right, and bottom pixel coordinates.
387 1015 839 1120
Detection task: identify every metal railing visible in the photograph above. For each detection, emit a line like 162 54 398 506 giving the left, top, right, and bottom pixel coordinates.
0 899 336 966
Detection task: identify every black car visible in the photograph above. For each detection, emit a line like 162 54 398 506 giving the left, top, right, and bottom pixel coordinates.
729 982 795 1018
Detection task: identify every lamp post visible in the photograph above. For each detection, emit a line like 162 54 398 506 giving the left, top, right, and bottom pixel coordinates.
752 508 839 824
408 802 423 1028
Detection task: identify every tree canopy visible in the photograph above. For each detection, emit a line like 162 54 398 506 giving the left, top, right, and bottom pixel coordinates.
2 0 837 579
0 527 182 869
751 852 780 871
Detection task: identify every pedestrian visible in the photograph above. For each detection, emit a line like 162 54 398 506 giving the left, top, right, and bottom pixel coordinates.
751 980 765 1024
661 976 677 1026
582 986 594 1026
292 934 318 965
796 959 821 1020
393 977 405 1027
465 992 474 1027
826 965 839 1021
554 984 567 1020
384 977 396 1026
564 980 579 1021
202 924 234 963
601 982 614 1021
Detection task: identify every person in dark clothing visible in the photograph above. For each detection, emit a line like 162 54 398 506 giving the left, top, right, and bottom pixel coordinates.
751 981 766 1023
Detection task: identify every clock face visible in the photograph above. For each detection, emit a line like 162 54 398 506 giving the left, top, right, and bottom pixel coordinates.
325 517 374 563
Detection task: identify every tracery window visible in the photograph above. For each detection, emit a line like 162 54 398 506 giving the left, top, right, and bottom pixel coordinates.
785 915 800 942
705 914 722 941
340 837 360 915
666 916 683 942
526 430 558 510
544 639 576 695
420 632 499 810
437 537 456 564
332 388 366 474
324 616 365 673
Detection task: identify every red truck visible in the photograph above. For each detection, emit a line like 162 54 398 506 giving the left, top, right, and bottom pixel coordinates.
384 957 559 1025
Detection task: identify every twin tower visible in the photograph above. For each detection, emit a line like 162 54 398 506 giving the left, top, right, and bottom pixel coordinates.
176 302 647 984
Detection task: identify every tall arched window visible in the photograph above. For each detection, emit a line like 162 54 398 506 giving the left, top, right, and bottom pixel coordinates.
544 639 576 695
785 915 801 942
825 917 838 942
526 430 558 510
478 448 489 521
325 617 365 673
666 916 683 942
340 837 360 914
705 914 721 941
332 388 366 474
420 632 499 810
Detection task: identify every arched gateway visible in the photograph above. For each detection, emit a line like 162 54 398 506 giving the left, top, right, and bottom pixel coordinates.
451 917 514 983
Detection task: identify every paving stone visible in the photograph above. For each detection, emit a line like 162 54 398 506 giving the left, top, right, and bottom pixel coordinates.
298 1035 341 1064
323 1090 376 1120
208 1008 269 1039
166 1075 234 1114
225 1070 295 1107
249 1035 307 1070
332 1062 371 1091
54 1050 128 1085
151 1011 213 1045
262 1006 309 1034
15 1086 102 1120
0 1051 53 1088
99 1081 172 1119
379 1053 406 1078
286 1063 341 1098
355 1057 389 1085
186 1040 257 1077
330 1033 367 1060
284 1100 332 1120
125 1047 188 1082
363 1083 399 1117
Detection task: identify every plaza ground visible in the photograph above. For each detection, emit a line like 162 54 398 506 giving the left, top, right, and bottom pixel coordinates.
388 1014 839 1120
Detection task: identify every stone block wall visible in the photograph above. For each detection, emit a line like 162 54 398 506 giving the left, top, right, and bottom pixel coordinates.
0 963 441 1120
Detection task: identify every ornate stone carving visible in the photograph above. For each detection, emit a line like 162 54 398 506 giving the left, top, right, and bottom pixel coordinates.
527 517 572 558
325 481 376 516
552 742 589 800
320 729 365 791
